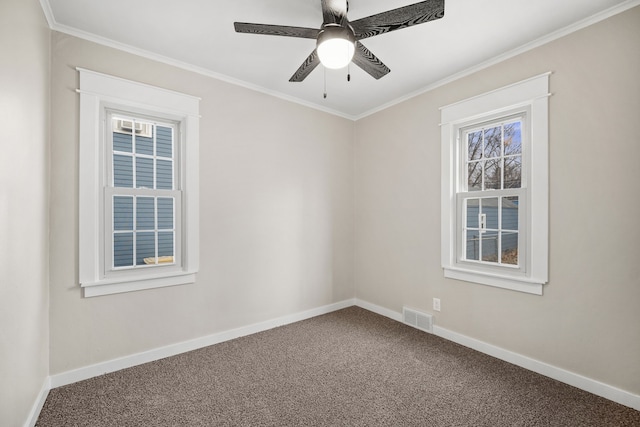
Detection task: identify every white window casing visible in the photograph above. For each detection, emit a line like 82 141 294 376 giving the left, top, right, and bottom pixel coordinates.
78 68 200 297
440 73 550 295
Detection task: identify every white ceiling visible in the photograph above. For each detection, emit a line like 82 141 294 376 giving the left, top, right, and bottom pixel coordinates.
43 0 635 119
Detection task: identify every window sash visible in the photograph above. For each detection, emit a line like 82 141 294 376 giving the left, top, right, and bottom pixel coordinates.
107 111 178 191
455 188 526 275
458 113 526 193
103 187 182 279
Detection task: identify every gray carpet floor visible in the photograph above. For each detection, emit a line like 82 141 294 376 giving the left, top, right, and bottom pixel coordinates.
37 307 640 426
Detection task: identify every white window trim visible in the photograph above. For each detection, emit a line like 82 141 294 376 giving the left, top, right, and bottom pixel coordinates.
78 68 200 297
440 73 550 295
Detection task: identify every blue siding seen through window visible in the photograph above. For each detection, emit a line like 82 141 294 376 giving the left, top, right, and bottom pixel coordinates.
111 117 176 269
136 197 155 230
157 198 173 229
113 196 133 230
113 155 133 188
157 160 173 190
114 233 134 267
136 157 154 189
113 120 173 190
158 232 174 258
113 195 175 268
156 126 172 158
464 197 519 265
113 132 132 153
136 134 154 156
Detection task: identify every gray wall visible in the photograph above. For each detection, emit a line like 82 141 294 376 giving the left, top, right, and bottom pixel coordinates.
0 0 51 425
49 32 355 374
354 6 640 395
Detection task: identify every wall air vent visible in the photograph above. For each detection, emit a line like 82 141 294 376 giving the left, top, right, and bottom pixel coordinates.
402 306 433 333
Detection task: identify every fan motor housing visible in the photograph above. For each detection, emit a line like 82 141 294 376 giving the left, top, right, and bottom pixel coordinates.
317 23 356 47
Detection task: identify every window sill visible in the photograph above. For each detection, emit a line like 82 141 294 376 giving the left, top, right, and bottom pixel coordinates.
443 266 544 295
81 271 196 297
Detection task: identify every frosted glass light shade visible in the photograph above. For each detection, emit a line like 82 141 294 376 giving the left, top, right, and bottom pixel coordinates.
316 25 356 69
317 38 355 69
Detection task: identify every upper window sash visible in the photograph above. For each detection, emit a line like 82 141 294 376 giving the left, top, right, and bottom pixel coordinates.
459 113 526 193
107 112 179 192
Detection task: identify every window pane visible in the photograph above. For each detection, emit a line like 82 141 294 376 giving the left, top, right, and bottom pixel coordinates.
466 230 480 261
468 162 482 191
481 198 499 229
504 155 522 189
114 232 133 267
113 154 133 188
157 197 174 230
156 159 173 190
483 126 501 158
113 196 133 231
158 231 174 258
136 134 154 156
484 159 502 190
466 198 479 228
136 157 154 189
502 197 519 231
137 232 156 266
481 231 499 262
467 130 483 161
504 121 522 155
501 232 518 265
136 197 155 230
113 132 132 153
156 126 173 158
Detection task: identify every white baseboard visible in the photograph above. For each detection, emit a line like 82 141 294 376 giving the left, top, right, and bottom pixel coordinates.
50 298 355 388
433 325 640 411
24 377 50 427
353 299 640 412
354 298 403 322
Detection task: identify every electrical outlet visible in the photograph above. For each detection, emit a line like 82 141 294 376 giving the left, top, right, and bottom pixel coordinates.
433 298 441 312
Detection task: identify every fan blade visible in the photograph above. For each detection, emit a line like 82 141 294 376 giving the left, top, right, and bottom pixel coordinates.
321 0 348 25
350 0 445 40
289 50 321 82
351 42 390 80
234 22 319 39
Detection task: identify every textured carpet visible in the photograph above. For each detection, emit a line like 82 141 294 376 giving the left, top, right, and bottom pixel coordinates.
37 307 640 426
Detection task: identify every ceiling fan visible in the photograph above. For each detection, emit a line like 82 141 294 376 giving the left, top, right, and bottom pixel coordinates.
234 0 445 82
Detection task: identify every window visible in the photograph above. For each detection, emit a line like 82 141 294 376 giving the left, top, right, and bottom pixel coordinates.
78 69 200 297
460 115 524 269
107 113 180 272
440 74 549 294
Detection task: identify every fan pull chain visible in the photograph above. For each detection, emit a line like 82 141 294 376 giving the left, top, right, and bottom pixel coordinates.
323 66 327 99
347 63 351 82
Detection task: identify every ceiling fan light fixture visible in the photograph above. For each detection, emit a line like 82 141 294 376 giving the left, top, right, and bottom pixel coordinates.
235 0 445 82
316 25 355 69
